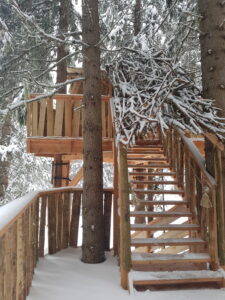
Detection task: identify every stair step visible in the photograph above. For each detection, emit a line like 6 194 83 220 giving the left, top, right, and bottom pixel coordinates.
131 253 211 264
129 172 176 176
131 223 200 231
131 238 207 247
131 189 184 194
130 180 178 185
130 211 191 218
130 270 225 287
127 157 167 161
130 200 187 206
128 164 171 169
134 140 161 146
127 151 164 155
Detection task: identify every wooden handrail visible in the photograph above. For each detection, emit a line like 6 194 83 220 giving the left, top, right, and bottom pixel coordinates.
30 93 111 102
177 129 216 188
161 126 221 269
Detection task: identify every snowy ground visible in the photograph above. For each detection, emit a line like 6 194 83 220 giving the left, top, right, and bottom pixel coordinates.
28 248 225 300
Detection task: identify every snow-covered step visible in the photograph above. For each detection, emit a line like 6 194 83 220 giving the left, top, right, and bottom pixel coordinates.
129 171 176 176
130 180 178 185
131 253 211 265
133 143 162 147
130 211 191 218
128 164 171 168
129 200 187 206
129 269 225 289
131 238 207 247
127 157 167 161
131 189 184 194
127 151 164 155
131 223 200 231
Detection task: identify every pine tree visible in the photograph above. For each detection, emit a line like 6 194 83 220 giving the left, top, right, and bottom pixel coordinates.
81 0 105 263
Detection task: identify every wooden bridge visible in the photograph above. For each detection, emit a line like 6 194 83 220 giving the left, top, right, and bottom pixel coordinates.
1 71 225 298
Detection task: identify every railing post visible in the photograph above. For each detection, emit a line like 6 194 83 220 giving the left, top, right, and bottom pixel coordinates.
118 144 131 290
113 141 119 256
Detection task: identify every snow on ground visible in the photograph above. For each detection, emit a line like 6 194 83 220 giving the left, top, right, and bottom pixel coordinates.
28 248 225 300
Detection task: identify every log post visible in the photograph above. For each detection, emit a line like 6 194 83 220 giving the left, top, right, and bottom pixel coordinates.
113 141 119 256
205 137 225 265
118 144 131 290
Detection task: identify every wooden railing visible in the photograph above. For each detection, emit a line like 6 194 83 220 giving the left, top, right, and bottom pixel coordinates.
0 187 113 299
161 127 225 268
27 94 113 138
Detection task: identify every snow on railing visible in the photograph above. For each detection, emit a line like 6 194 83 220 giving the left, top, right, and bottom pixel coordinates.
0 187 114 299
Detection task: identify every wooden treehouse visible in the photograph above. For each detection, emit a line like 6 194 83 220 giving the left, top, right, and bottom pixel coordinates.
1 69 225 298
26 67 113 187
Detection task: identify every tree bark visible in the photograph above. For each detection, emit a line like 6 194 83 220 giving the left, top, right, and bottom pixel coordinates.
82 0 105 263
198 1 225 112
134 0 141 36
53 0 69 188
56 0 69 94
198 0 225 265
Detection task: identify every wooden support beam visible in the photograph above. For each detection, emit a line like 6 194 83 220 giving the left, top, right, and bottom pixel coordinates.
69 168 83 186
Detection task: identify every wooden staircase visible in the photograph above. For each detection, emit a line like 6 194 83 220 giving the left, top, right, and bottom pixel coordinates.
118 135 225 291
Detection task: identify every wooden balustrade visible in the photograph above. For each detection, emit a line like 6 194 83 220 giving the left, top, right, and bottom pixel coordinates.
27 94 113 138
161 127 225 268
0 187 113 299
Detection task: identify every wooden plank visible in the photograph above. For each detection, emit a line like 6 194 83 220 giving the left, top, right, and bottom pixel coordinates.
9 223 17 299
65 100 72 136
32 101 38 136
113 142 119 256
108 102 113 138
38 98 47 136
26 138 113 155
0 235 6 300
26 103 31 137
38 196 47 257
47 97 54 136
133 277 224 286
69 167 83 186
56 193 63 251
30 93 110 102
102 101 107 137
72 100 82 137
69 191 81 247
54 100 65 136
48 194 57 254
62 192 71 249
16 214 25 300
104 192 112 251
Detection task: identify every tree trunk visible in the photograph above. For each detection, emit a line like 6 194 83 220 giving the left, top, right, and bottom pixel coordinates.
134 0 141 36
81 0 105 263
53 0 69 188
198 1 225 111
198 0 225 265
0 114 12 203
56 0 69 94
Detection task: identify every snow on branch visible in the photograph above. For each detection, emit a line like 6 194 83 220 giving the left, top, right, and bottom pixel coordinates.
108 46 225 145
